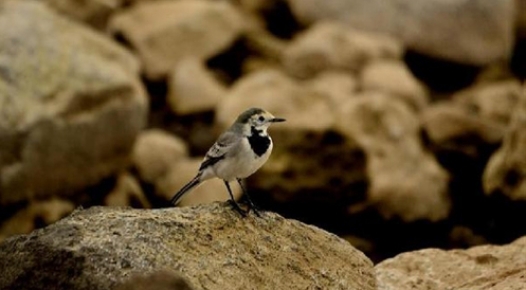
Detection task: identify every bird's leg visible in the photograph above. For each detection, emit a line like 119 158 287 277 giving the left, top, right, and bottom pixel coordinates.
236 178 261 217
224 181 247 217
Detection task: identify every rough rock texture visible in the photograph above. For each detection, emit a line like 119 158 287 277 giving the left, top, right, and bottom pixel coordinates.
283 22 402 79
376 236 526 290
483 85 526 200
114 271 195 290
360 60 428 110
0 0 147 204
285 0 515 65
109 0 244 79
0 204 376 290
168 58 227 115
337 93 450 222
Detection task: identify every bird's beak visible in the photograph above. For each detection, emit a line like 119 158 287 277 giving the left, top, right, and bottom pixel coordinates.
270 117 286 123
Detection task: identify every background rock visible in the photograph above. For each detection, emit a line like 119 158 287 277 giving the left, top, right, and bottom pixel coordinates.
0 204 376 290
104 172 150 208
167 58 227 115
336 93 450 222
0 0 147 205
44 0 122 29
283 22 402 79
109 0 244 79
285 0 515 65
376 236 526 290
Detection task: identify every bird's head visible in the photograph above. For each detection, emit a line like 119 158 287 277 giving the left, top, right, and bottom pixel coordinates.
235 108 285 134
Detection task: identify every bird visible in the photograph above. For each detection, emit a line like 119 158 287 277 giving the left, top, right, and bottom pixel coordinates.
170 107 285 216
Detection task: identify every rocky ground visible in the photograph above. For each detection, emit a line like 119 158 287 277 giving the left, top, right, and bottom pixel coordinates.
1 0 526 288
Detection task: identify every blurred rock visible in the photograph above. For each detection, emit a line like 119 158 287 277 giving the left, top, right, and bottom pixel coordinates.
360 60 429 110
376 236 526 289
114 271 195 290
216 69 335 131
0 198 74 242
305 70 358 107
283 22 402 79
518 0 526 38
218 69 366 209
45 0 122 29
422 81 521 159
156 158 242 206
109 0 244 79
132 129 188 185
337 92 450 222
104 172 150 208
285 0 515 65
0 204 376 290
168 58 227 115
0 1 147 205
483 85 526 199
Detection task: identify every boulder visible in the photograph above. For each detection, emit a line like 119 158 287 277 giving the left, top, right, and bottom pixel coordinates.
0 204 376 290
44 0 122 29
0 198 74 242
376 236 526 289
168 58 227 115
132 129 189 185
104 172 151 208
285 0 515 65
0 0 147 204
109 0 244 79
337 92 450 221
483 85 526 199
283 22 402 79
360 60 429 110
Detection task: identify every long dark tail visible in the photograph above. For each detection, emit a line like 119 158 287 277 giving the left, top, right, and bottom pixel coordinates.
170 175 201 206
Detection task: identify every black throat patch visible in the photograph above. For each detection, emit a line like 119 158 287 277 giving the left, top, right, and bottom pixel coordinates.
248 126 271 157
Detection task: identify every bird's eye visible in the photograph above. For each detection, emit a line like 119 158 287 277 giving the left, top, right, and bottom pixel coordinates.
258 116 265 122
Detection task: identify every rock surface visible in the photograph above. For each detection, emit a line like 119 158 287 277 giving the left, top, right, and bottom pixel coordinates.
285 0 515 65
109 0 244 79
376 236 526 290
0 204 376 290
0 0 147 204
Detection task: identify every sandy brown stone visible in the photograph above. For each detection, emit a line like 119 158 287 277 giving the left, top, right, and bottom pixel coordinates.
376 236 526 290
104 172 151 208
0 0 147 205
337 92 450 221
0 204 376 290
109 0 244 79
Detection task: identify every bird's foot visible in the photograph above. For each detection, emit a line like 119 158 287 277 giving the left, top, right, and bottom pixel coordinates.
228 200 248 217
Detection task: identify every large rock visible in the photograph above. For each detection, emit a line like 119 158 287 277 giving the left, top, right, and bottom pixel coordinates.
283 22 402 79
0 204 376 290
336 93 450 222
0 1 147 204
376 236 526 289
360 60 428 110
44 0 122 29
109 0 244 79
167 58 227 115
285 0 515 65
483 85 526 200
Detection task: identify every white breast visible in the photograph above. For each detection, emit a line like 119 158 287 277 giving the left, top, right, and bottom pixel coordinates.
213 137 273 181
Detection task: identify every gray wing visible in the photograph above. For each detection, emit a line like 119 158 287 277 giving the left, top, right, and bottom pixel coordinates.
199 131 241 171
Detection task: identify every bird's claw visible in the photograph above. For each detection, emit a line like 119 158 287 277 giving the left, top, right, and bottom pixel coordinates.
228 200 248 217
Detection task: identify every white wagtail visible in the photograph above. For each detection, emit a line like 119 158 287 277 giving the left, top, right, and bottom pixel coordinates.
170 108 285 216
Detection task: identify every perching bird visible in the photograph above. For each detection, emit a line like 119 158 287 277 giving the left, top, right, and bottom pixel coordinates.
170 108 285 216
